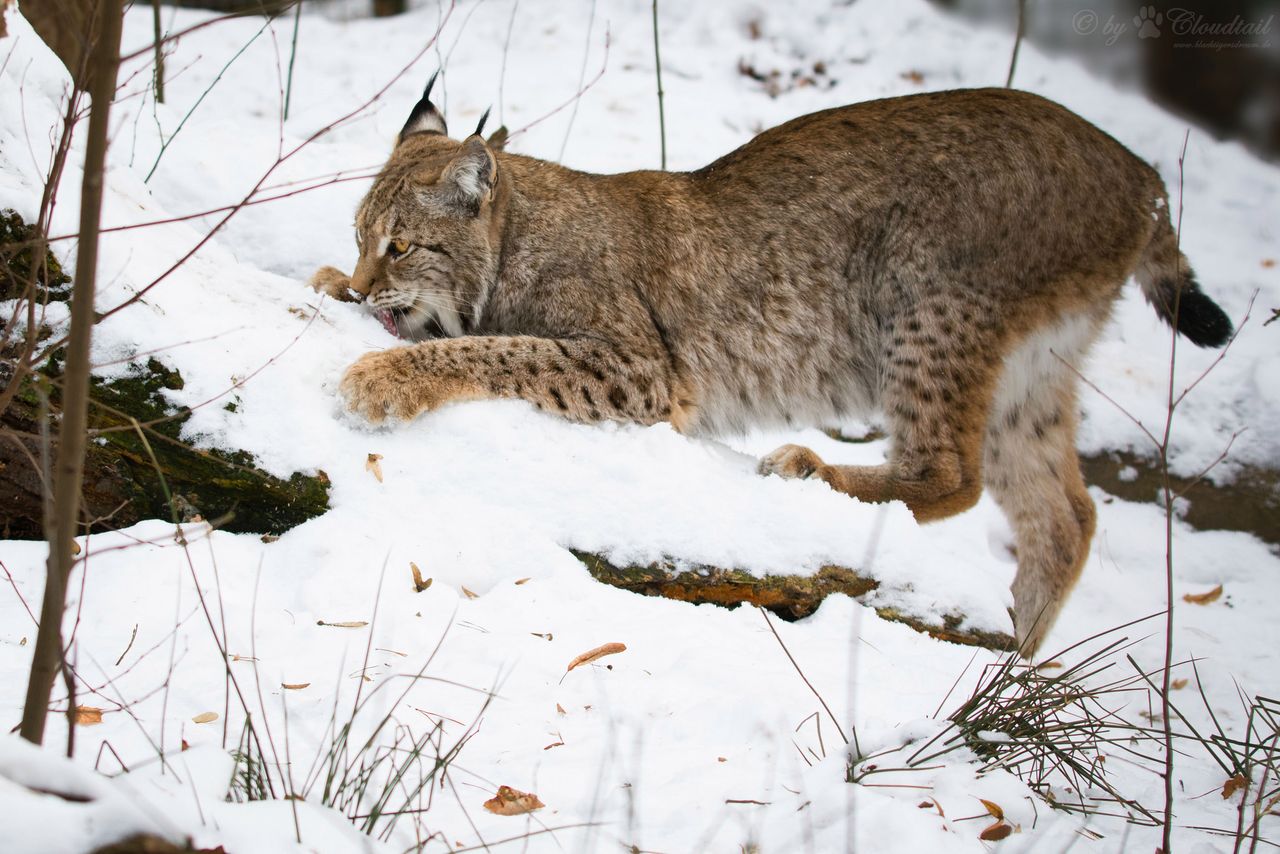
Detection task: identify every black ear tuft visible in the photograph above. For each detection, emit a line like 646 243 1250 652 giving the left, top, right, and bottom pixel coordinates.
399 70 447 141
474 107 492 138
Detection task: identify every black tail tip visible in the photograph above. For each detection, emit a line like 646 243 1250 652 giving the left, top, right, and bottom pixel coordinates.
1171 288 1234 348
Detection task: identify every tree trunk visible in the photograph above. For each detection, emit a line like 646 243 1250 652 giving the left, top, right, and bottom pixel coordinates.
21 0 124 746
372 0 409 17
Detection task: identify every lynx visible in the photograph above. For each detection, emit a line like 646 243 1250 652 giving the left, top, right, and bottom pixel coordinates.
313 77 1232 656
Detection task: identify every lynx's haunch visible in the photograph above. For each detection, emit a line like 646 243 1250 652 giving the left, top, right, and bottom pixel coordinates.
314 82 1232 657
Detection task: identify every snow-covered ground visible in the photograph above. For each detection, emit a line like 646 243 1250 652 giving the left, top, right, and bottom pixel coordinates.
1 0 1277 851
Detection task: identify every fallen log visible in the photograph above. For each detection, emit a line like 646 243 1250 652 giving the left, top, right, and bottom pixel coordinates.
572 550 1016 651
0 210 330 539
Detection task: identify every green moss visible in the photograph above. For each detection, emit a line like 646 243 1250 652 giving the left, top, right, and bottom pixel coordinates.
0 208 72 302
78 359 330 534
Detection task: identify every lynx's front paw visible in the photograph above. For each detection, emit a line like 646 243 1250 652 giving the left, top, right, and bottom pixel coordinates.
310 266 360 302
340 349 433 423
757 444 826 480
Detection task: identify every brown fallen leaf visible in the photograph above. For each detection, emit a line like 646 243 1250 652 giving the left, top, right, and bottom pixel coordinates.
411 562 432 593
900 69 925 84
1263 258 1276 268
192 711 219 724
566 642 627 673
181 739 190 752
483 785 545 816
317 620 369 628
1171 678 1189 690
366 453 384 483
282 682 310 691
555 703 566 715
70 540 81 556
979 820 1013 841
978 798 1004 821
1223 774 1248 799
514 577 531 585
75 706 103 725
531 632 553 641
543 741 564 750
1036 660 1063 672
1183 584 1223 605
461 586 479 599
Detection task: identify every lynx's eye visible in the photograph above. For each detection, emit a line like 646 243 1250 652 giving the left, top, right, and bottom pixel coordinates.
387 237 412 259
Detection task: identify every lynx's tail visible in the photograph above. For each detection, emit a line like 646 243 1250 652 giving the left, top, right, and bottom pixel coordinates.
1135 205 1233 348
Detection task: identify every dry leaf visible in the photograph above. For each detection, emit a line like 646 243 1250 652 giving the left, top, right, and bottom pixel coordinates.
1171 678 1188 690
1263 258 1276 268
978 798 1005 821
900 70 925 84
70 540 81 556
555 703 566 715
461 586 479 599
514 577 531 585
317 620 369 628
566 642 627 672
918 800 933 809
411 562 432 593
979 820 1013 841
531 632 553 641
718 757 727 763
483 785 545 816
366 453 384 483
1036 660 1063 671
192 711 219 724
1183 584 1223 605
1223 774 1248 799
282 682 310 690
75 706 103 725
543 741 564 750
181 739 190 752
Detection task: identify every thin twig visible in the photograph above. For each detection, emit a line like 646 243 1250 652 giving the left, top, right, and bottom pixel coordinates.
759 607 852 750
651 0 667 169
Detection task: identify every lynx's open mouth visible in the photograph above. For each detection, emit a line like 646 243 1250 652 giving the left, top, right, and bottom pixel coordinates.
371 305 448 341
375 308 400 338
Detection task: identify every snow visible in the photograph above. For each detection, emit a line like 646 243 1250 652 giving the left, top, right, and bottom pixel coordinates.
1 0 1278 851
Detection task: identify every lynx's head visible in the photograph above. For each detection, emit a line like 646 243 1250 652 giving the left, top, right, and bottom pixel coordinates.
350 73 506 340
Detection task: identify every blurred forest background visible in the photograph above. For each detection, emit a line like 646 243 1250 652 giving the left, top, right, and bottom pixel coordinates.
144 0 1280 161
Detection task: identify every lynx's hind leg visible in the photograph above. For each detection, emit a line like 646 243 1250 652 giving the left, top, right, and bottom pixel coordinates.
983 310 1104 657
761 296 1002 523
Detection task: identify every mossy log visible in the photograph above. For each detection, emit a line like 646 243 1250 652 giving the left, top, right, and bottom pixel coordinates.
572 550 1016 651
0 357 330 538
1 209 329 538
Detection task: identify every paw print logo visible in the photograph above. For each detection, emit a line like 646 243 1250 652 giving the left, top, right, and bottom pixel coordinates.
1134 6 1163 39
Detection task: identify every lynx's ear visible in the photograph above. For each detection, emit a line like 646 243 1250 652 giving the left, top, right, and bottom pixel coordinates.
439 135 498 214
398 71 447 143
